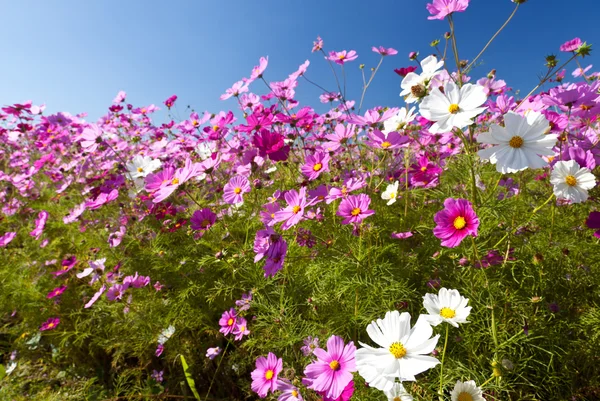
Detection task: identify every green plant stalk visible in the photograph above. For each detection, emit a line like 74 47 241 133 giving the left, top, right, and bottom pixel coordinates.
438 324 450 400
204 341 230 401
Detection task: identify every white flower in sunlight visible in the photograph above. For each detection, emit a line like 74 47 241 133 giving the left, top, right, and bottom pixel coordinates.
196 141 217 160
6 361 17 375
451 380 485 401
381 181 400 205
423 288 472 328
382 107 418 135
385 382 414 401
126 155 162 179
356 311 440 392
158 325 176 345
477 111 557 173
550 160 596 203
400 56 444 104
419 81 487 134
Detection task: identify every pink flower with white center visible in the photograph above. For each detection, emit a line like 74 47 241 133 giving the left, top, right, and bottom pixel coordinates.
336 194 375 225
219 308 237 336
30 211 49 240
433 198 479 248
372 46 398 56
233 317 250 341
223 176 251 204
426 0 470 20
78 124 103 153
303 335 356 400
327 50 358 65
301 151 330 181
272 187 310 230
251 352 283 398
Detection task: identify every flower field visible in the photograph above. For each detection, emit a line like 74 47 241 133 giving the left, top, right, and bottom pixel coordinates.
2 1 600 400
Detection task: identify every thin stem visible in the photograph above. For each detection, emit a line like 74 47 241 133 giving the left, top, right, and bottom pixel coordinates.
358 56 384 114
204 341 230 401
480 375 496 388
438 324 450 400
517 54 578 108
447 15 463 86
465 4 520 73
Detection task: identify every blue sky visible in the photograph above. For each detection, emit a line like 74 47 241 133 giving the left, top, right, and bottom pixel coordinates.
2 0 599 121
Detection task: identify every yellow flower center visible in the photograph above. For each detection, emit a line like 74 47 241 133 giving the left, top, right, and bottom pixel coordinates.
234 187 242 194
227 318 234 326
239 326 245 332
453 216 466 230
351 207 361 216
394 397 402 401
509 135 524 148
440 307 456 319
448 103 460 114
421 166 427 172
137 167 144 173
270 213 275 218
264 369 274 380
313 163 323 171
338 54 346 60
329 360 341 371
292 390 299 397
171 178 180 185
141 108 147 114
458 392 474 401
381 141 392 149
292 205 301 214
389 192 396 199
213 125 219 131
565 175 577 186
47 322 55 328
389 342 407 359
192 120 199 126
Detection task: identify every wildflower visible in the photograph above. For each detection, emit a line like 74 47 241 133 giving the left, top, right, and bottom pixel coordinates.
560 37 582 52
450 380 485 401
391 232 413 239
337 194 375 225
85 189 119 210
219 308 237 336
126 155 162 179
253 129 290 162
277 378 303 401
40 317 60 331
301 336 320 356
301 151 330 181
206 347 221 360
296 228 316 248
46 285 67 299
426 0 470 20
29 210 49 240
84 285 106 309
250 56 269 81
550 160 596 203
586 212 600 238
423 288 472 327
367 130 409 150
263 238 288 277
233 317 250 341
303 335 356 400
251 352 283 398
382 107 417 134
477 111 556 173
372 46 398 56
419 81 487 134
0 232 17 248
327 50 358 65
223 176 251 204
323 123 356 152
158 325 176 345
384 382 414 401
164 94 177 108
433 198 479 248
355 311 440 391
106 284 127 301
220 80 249 100
273 187 310 230
78 124 103 152
151 370 164 383
400 55 444 103
394 66 418 77
312 36 323 52
155 344 164 357
190 208 217 231
382 181 400 205
235 292 253 311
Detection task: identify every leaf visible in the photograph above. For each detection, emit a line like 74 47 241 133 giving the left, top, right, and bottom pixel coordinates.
0 364 5 381
180 355 201 401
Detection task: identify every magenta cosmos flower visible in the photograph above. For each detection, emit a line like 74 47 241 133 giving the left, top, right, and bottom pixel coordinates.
336 194 375 225
223 176 251 204
433 198 479 248
219 308 237 336
40 317 60 331
273 187 310 230
301 151 330 181
0 232 17 248
30 210 49 240
586 211 600 238
190 208 217 231
560 37 582 52
303 335 356 400
426 0 470 20
251 352 283 398
327 50 358 65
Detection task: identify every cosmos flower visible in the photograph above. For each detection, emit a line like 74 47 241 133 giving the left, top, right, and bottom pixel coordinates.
560 37 582 52
550 160 597 203
586 212 600 238
337 194 375 225
382 107 417 134
0 232 17 248
273 187 310 230
190 208 217 231
327 50 358 65
277 379 303 401
301 151 330 181
251 352 282 398
450 380 485 401
422 288 472 327
206 347 221 360
381 181 400 205
433 198 479 248
233 317 250 341
126 155 162 179
400 55 444 103
384 382 414 401
40 317 60 331
219 308 237 336
426 0 470 20
223 176 251 204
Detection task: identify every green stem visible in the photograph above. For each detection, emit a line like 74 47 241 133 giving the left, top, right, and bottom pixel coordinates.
480 375 496 388
438 324 450 400
447 15 463 86
204 341 230 401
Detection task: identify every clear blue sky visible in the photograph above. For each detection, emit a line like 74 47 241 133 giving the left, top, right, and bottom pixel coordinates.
2 1 599 121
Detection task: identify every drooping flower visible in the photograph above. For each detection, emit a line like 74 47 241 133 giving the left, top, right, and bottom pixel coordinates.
433 198 479 248
450 380 485 401
419 81 487 134
372 46 398 56
550 160 597 203
423 288 472 327
477 111 557 173
223 176 251 204
40 317 60 331
301 151 330 181
426 0 470 20
251 352 283 398
303 335 356 400
382 181 400 205
337 194 375 225
355 311 440 391
219 308 237 336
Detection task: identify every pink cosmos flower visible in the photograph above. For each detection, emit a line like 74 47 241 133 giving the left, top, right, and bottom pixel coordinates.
426 0 470 20
63 202 86 224
0 232 17 248
40 317 60 331
253 129 290 162
85 189 119 210
586 211 600 238
327 50 358 65
46 285 67 299
392 231 414 239
223 176 251 204
264 238 288 277
206 347 221 360
164 94 177 108
84 285 106 309
250 56 269 81
273 187 310 230
433 198 479 248
151 159 201 203
349 108 398 127
108 226 126 248
560 37 582 52
190 208 217 231
233 317 250 341
323 124 356 152
219 308 237 336
367 130 409 150
301 151 330 181
372 46 398 56
221 80 249 100
277 379 303 401
312 36 323 52
106 284 127 301
303 335 356 400
336 194 375 225
235 292 253 311
113 90 126 103
251 352 283 398
78 124 103 153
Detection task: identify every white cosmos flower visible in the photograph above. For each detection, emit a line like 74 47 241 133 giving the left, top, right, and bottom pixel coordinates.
550 160 596 203
126 155 162 179
384 382 414 401
196 141 217 160
158 325 176 345
423 288 472 328
477 111 557 173
450 380 485 401
400 55 444 103
382 107 417 135
419 81 487 134
382 181 400 205
355 311 440 392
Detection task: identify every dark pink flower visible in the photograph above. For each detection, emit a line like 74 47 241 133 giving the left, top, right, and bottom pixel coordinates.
253 129 290 162
560 37 582 52
426 0 470 20
40 317 60 331
190 208 217 231
433 198 479 248
586 211 600 238
164 95 177 108
0 232 17 248
219 308 237 336
47 285 67 299
394 66 418 77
